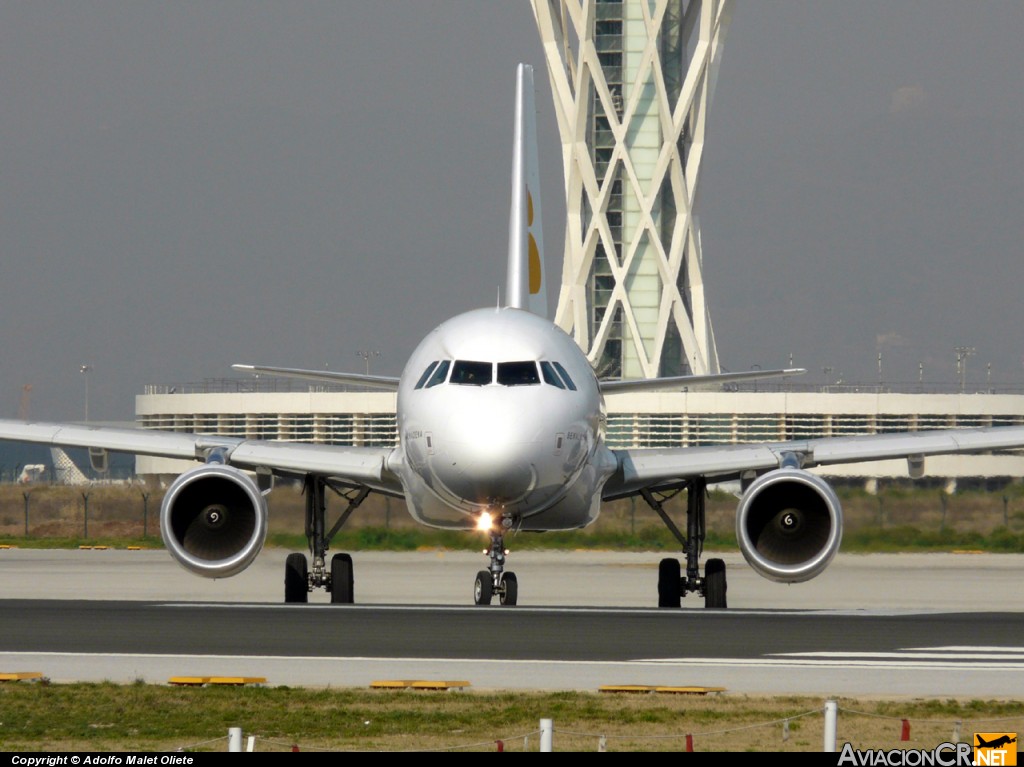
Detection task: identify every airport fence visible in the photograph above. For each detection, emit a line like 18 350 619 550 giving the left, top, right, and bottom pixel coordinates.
164 705 1024 752
2 482 1024 545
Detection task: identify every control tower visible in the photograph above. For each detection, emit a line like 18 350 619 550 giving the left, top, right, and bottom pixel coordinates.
531 0 732 377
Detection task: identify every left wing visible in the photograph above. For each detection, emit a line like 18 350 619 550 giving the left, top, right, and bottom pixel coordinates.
0 419 400 493
605 425 1024 498
607 425 1024 585
600 368 804 394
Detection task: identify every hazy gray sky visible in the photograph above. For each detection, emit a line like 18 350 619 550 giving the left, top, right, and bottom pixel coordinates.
2 2 1023 421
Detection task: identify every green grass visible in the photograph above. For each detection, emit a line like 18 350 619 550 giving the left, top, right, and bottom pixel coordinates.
4 524 1024 553
1 682 1022 752
3 482 1024 553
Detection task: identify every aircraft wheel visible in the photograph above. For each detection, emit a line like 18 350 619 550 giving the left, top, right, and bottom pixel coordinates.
330 553 354 604
474 570 493 605
285 553 308 604
657 558 681 607
704 558 727 609
499 572 518 606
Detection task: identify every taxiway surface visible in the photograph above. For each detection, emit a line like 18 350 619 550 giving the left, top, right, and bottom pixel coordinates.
1 549 1022 696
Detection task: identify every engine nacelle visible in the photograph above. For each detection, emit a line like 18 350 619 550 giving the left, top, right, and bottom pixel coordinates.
735 468 843 583
159 464 269 579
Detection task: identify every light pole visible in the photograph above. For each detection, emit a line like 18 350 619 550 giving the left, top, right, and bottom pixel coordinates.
356 350 380 376
79 364 93 421
954 347 975 393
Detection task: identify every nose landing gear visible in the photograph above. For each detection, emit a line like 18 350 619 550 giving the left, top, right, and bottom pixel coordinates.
473 527 518 606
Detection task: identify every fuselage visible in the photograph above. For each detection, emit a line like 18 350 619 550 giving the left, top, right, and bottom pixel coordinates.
389 307 617 531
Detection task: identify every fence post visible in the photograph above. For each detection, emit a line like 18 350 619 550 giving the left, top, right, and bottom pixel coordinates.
823 700 838 752
539 718 553 752
141 492 150 537
81 491 90 539
228 727 242 752
23 491 31 536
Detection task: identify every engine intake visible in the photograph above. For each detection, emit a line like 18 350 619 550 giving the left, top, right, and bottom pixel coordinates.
735 468 843 583
160 464 269 578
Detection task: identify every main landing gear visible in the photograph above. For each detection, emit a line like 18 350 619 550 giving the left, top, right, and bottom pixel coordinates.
284 475 368 604
474 526 518 606
642 477 727 609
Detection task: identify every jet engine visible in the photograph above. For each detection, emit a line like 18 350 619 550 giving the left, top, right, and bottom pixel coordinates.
159 464 269 579
735 468 843 583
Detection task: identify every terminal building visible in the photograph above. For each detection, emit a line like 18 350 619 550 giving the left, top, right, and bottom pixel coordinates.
136 0 1024 485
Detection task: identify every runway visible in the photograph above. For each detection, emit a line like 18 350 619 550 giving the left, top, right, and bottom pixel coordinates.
1 548 1022 696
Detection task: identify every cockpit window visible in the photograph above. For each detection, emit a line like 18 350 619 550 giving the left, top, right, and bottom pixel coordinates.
450 360 492 386
552 361 577 391
424 359 450 388
414 361 439 390
497 361 540 386
539 361 565 389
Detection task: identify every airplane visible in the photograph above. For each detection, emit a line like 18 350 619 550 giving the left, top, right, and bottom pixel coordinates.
3 64 1024 609
976 735 1016 749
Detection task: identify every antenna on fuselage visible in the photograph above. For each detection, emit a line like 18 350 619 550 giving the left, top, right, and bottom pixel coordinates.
504 63 548 318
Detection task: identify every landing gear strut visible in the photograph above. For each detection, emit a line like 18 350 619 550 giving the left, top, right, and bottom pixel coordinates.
474 526 517 606
283 475 368 604
643 477 727 609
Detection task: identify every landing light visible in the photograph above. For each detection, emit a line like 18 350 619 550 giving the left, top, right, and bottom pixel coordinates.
476 511 494 533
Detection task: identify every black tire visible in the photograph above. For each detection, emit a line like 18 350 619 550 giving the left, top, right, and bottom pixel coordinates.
474 570 493 605
500 572 518 606
704 558 727 609
285 553 308 604
330 553 354 604
658 557 681 607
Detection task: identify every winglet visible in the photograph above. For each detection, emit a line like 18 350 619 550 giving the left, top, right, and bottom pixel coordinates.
505 63 547 318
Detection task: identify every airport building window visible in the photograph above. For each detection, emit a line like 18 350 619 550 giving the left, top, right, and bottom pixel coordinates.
451 360 492 386
497 361 540 386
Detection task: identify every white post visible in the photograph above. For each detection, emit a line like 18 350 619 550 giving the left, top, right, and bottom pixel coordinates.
823 700 838 752
228 727 243 753
539 718 553 752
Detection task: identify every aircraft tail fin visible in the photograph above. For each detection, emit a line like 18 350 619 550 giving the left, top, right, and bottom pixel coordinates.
505 63 548 318
50 447 90 485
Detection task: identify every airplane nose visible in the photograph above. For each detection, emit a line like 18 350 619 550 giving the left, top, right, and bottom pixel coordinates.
430 403 540 505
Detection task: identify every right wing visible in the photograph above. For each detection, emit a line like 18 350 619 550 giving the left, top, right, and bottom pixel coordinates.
232 364 400 392
0 420 400 494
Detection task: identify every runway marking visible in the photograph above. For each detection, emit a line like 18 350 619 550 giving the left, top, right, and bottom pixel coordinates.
638 658 1024 670
154 602 941 617
2 651 1022 672
775 650 1024 660
905 646 1024 653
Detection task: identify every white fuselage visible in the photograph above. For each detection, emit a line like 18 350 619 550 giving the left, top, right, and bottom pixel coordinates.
389 307 617 531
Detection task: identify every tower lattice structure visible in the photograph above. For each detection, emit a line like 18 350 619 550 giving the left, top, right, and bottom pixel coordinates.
531 0 732 377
